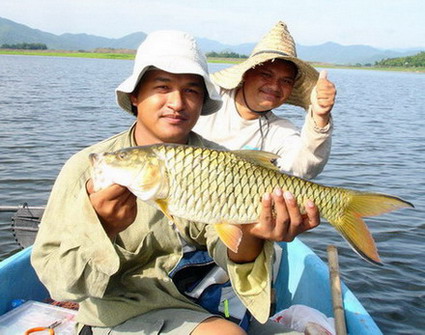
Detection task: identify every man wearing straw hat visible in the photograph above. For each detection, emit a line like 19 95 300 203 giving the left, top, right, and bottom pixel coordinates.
195 21 336 179
32 29 318 335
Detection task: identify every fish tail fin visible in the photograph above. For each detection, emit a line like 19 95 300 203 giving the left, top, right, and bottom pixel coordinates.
332 193 414 266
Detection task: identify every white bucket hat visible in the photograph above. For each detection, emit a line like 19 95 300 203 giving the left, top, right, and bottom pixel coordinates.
116 30 222 115
211 21 319 110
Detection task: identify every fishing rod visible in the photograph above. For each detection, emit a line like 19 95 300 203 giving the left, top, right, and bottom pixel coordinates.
0 205 45 213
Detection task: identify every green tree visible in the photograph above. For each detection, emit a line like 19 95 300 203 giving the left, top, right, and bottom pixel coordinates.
1 43 48 50
206 51 248 59
375 51 425 67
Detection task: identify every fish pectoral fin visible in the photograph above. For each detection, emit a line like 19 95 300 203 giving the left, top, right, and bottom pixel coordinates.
155 199 174 222
214 222 243 253
232 150 280 171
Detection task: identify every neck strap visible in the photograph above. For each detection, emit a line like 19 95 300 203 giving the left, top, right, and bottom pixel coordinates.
241 83 271 115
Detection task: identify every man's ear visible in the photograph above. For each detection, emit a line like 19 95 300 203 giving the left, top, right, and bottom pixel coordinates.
130 94 138 106
129 94 138 116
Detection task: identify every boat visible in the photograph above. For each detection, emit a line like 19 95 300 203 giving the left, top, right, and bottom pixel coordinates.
0 206 382 334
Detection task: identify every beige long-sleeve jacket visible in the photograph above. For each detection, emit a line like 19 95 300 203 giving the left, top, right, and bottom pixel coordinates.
31 125 274 327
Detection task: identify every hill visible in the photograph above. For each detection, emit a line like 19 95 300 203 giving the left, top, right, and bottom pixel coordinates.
0 17 147 50
375 51 425 67
0 16 422 65
296 42 423 65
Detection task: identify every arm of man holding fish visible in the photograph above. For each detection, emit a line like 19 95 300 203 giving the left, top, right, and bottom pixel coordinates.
32 30 322 334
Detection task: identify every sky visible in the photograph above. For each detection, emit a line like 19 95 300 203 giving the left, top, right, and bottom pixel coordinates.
1 0 424 50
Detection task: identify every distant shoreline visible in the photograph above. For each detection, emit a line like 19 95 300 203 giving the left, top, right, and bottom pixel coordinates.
1 49 424 73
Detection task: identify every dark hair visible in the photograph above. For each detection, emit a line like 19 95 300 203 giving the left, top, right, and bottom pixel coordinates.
275 59 299 78
131 104 138 116
246 58 299 82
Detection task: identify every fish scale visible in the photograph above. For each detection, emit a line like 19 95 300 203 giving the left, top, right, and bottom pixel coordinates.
156 144 346 224
90 143 414 265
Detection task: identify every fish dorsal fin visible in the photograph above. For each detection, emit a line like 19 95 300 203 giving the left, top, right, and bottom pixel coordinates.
232 150 280 171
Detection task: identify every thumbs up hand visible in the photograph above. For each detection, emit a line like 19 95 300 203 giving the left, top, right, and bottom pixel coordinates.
310 70 336 127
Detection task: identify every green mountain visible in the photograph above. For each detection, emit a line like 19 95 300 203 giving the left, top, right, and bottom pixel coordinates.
0 16 423 65
0 17 146 50
297 42 423 65
0 17 59 46
375 51 425 67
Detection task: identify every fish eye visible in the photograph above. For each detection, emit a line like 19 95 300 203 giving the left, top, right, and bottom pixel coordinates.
118 152 128 159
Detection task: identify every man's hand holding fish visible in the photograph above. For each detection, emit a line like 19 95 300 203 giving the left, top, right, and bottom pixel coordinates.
85 180 137 239
229 187 320 263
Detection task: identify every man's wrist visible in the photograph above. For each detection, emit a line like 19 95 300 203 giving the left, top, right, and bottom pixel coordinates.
310 105 331 128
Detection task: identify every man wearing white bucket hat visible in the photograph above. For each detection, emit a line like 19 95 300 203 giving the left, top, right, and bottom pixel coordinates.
195 21 336 179
32 30 318 335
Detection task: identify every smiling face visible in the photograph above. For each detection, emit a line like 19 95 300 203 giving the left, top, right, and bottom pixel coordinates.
131 69 206 145
237 59 298 118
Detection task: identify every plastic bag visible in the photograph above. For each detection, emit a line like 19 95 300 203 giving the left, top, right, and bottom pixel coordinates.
270 304 335 335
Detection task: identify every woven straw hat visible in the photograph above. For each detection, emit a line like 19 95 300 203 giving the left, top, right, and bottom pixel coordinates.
116 30 222 116
211 21 319 110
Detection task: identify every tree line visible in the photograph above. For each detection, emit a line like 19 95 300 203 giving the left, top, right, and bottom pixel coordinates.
375 51 425 67
1 42 48 50
206 51 248 59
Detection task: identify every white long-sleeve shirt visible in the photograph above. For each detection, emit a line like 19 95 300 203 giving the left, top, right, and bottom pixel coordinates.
194 88 333 179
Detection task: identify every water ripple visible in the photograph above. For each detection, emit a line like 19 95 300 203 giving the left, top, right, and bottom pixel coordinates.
1 57 424 333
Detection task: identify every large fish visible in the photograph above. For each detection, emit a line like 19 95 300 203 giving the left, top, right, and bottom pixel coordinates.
90 144 413 265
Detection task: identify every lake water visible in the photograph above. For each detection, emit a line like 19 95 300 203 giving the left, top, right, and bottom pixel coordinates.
0 55 424 334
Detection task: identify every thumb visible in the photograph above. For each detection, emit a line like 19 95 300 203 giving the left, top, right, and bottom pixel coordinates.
319 70 328 80
86 179 95 195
